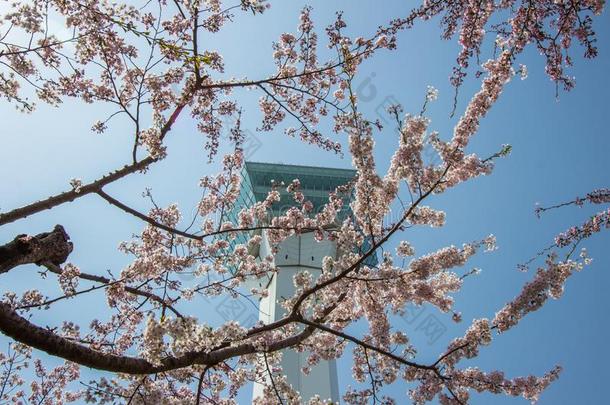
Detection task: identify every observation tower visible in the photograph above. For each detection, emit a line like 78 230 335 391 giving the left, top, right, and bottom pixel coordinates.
223 161 376 403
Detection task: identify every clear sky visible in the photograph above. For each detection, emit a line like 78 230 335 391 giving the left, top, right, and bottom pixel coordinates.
1 1 609 404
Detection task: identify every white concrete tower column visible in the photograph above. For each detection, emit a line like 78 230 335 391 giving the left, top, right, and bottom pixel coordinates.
252 230 339 403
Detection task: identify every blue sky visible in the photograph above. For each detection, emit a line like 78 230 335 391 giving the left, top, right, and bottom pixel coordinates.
0 1 609 404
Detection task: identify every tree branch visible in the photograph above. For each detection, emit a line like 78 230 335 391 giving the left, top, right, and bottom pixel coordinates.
0 225 72 273
0 94 191 226
42 262 184 318
0 303 314 374
0 158 153 226
298 317 432 371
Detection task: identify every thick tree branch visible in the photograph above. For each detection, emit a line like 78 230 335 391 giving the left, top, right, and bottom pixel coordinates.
0 225 72 273
0 158 154 226
0 302 313 374
0 225 182 317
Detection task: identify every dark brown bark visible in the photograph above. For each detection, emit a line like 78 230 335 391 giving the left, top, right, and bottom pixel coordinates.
0 225 308 373
0 225 73 273
0 298 312 374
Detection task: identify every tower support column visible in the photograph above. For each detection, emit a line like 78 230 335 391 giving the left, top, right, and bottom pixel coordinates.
252 232 339 403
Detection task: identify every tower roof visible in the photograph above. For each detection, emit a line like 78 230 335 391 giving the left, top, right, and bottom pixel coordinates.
241 161 356 216
221 161 377 270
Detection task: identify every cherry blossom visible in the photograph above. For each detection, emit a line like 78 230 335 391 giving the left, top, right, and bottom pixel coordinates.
0 1 607 404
